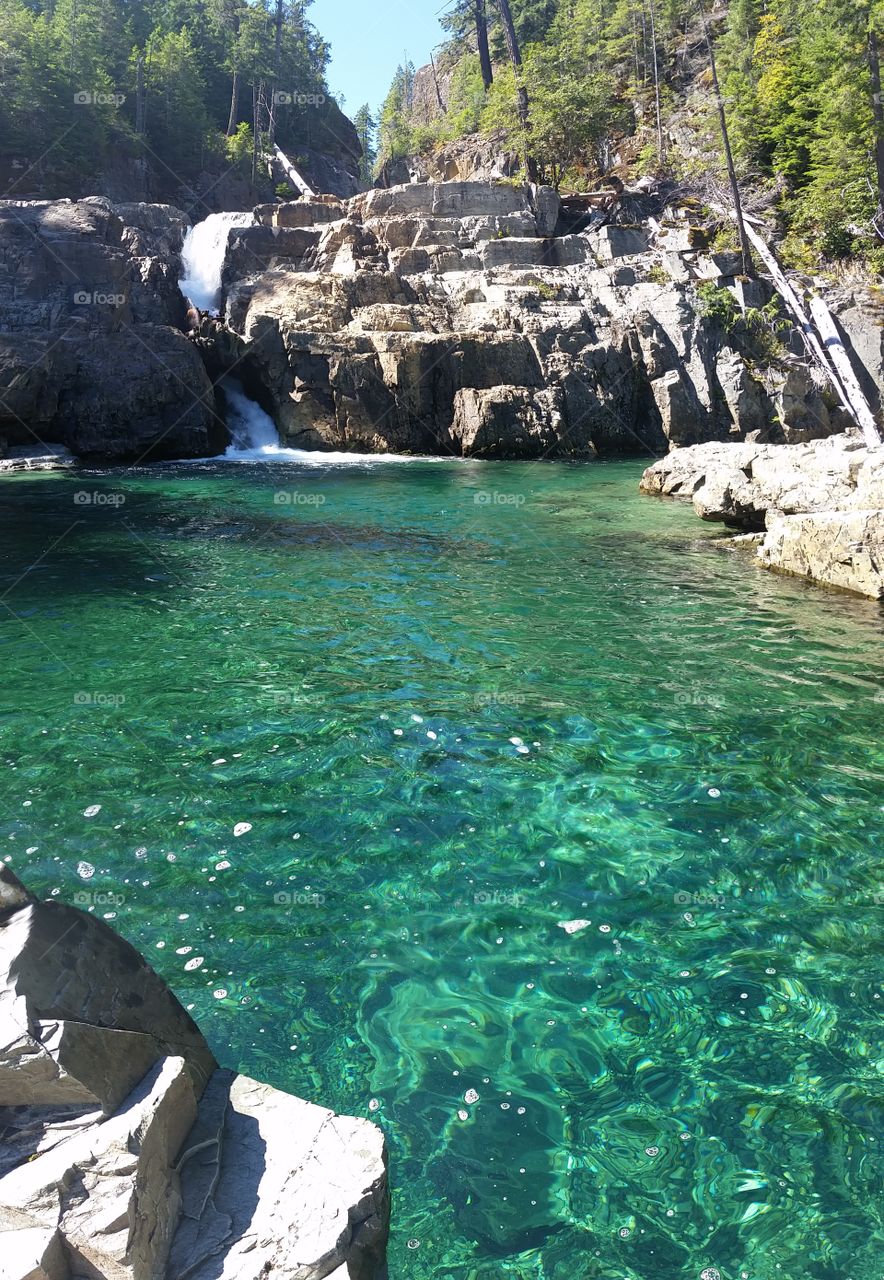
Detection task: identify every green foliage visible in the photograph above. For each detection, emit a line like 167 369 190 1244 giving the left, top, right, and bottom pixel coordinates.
225 121 254 170
696 281 741 331
0 0 332 193
352 103 377 185
378 0 884 273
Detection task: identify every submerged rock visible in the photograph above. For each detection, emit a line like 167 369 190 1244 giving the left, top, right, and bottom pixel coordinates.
0 865 390 1279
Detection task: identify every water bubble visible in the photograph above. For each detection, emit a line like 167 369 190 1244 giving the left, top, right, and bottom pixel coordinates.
406 1239 420 1250
645 1146 660 1156
464 1088 479 1104
213 988 228 999
233 822 252 837
184 957 204 971
457 1109 469 1121
700 1270 721 1280
83 805 101 818
707 788 721 798
215 860 231 871
618 1227 630 1238
76 861 95 880
426 730 437 740
368 1098 380 1112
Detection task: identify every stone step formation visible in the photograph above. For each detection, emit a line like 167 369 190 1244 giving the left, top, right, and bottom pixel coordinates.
0 865 389 1280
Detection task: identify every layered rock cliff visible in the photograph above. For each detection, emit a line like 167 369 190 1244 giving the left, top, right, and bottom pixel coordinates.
0 866 389 1280
199 180 859 459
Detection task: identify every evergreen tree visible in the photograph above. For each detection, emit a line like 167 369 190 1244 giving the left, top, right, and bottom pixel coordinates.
353 103 377 186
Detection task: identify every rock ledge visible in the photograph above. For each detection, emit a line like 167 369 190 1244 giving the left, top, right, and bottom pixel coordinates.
0 864 389 1280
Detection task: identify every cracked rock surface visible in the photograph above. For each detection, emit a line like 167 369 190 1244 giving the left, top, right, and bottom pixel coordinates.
0 865 390 1280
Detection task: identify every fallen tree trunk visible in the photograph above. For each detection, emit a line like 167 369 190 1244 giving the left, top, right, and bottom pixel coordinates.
273 146 317 198
808 295 882 448
711 203 881 442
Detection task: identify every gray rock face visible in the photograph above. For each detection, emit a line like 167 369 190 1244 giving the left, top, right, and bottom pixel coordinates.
760 509 884 598
169 1070 389 1280
0 198 221 461
208 178 827 459
640 433 884 596
0 869 390 1280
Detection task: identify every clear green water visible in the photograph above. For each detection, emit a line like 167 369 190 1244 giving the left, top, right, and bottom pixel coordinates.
2 458 883 1280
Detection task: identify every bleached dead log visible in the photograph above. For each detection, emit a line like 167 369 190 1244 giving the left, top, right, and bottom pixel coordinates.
809 294 882 447
710 202 881 440
273 146 317 198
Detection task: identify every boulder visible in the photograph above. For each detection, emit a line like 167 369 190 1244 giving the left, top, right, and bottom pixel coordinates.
0 1055 198 1280
716 349 773 437
169 1070 389 1280
58 325 225 461
650 369 707 445
450 385 562 458
0 870 391 1279
641 434 884 596
0 198 223 461
589 225 650 260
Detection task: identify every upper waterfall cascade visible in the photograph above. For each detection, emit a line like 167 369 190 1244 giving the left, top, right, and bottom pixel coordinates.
179 212 255 313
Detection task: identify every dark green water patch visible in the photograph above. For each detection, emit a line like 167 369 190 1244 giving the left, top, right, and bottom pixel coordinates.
1 458 882 1279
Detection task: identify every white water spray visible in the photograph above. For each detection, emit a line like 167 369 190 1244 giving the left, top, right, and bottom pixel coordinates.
179 212 255 313
221 379 422 464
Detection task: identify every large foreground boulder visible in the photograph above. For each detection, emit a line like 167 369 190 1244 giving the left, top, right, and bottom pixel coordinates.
760 508 884 598
0 866 390 1280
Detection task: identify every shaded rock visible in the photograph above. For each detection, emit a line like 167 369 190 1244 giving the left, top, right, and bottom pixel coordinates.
0 1055 197 1280
1 894 215 1094
0 1222 67 1280
775 366 832 441
651 369 706 446
58 325 224 461
0 876 391 1279
716 349 772 437
0 198 226 461
451 386 562 458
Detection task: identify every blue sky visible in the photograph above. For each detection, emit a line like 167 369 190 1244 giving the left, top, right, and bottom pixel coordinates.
310 0 447 116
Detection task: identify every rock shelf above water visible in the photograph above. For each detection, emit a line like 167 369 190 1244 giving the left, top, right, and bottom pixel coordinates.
641 433 884 598
0 865 389 1280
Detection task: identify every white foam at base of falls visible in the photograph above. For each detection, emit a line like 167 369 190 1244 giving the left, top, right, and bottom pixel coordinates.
221 379 423 464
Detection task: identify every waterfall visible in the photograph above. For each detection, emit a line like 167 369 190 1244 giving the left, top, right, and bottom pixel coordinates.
222 379 285 458
179 212 255 313
220 378 422 464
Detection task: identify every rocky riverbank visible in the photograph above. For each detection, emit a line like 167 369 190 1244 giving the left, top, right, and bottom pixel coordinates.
0 865 389 1280
641 433 884 598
